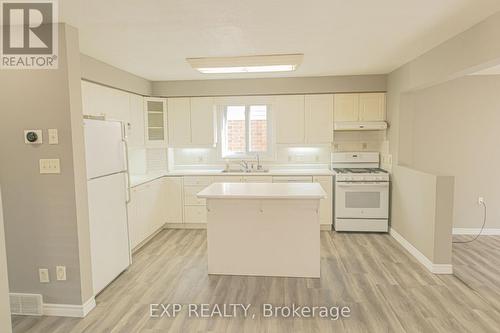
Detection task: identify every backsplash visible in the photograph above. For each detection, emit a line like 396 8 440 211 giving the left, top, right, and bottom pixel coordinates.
171 145 332 169
332 130 388 153
129 133 390 174
128 148 167 174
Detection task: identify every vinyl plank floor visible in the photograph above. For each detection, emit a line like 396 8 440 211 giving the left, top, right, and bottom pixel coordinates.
11 230 500 333
453 235 500 315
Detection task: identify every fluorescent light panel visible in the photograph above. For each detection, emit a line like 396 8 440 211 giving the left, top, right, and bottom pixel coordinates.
187 54 303 74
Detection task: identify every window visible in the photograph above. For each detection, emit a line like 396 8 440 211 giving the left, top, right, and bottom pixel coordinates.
222 105 270 157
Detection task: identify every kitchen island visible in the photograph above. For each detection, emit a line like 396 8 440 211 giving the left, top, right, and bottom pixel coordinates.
197 182 326 278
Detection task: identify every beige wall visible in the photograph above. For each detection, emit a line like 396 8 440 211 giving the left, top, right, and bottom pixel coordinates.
152 75 386 97
81 54 152 96
400 75 500 229
0 24 92 305
391 166 454 264
0 189 12 333
387 10 500 265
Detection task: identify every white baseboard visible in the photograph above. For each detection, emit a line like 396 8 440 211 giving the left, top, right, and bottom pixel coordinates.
165 223 207 229
320 225 332 231
390 228 453 275
452 228 500 235
43 297 96 318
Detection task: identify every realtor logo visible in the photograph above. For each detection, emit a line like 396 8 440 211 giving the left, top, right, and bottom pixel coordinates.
1 0 58 69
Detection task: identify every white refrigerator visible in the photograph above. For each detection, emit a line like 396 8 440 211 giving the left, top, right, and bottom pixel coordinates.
84 118 131 296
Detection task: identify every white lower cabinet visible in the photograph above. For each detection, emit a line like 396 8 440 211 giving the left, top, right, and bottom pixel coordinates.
165 177 184 223
313 176 333 227
184 206 207 223
128 178 168 250
183 176 213 224
156 174 332 228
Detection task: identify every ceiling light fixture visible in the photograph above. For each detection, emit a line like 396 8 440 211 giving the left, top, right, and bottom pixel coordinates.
186 54 303 74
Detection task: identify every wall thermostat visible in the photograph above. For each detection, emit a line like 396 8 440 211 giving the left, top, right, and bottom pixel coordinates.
24 129 43 144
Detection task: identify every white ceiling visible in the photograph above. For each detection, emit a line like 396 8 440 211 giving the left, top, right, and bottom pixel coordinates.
61 0 500 81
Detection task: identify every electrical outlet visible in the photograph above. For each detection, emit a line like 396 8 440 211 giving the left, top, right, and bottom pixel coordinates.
56 266 67 281
39 268 49 283
478 197 484 205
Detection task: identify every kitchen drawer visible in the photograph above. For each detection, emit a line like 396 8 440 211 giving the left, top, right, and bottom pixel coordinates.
214 175 243 183
243 175 273 183
184 185 206 205
184 205 207 223
272 176 313 183
183 176 213 186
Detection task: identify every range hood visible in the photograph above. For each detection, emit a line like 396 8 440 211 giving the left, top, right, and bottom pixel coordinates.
334 121 388 131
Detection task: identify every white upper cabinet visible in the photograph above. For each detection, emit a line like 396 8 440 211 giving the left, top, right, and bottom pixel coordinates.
275 94 333 144
275 95 305 144
190 97 216 145
127 94 145 148
167 97 191 146
81 81 130 122
333 94 359 122
359 93 386 121
334 93 386 122
167 97 216 147
305 94 333 143
145 97 168 147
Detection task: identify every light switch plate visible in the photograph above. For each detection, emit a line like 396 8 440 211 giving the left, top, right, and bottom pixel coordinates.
39 268 49 283
39 159 60 174
48 129 58 144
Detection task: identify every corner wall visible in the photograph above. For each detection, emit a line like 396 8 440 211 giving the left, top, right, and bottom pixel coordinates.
387 10 500 269
391 166 454 272
0 189 11 333
0 24 93 306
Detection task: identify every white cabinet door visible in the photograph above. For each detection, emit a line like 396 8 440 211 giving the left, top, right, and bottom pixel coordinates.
334 94 359 122
81 81 129 122
359 93 386 121
242 175 273 183
167 98 191 146
305 94 333 143
215 175 243 182
313 176 332 226
127 187 141 250
165 177 184 223
275 95 305 144
145 98 167 147
191 97 216 146
128 94 145 147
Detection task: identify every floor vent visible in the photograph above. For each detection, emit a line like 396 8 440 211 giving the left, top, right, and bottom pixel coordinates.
9 293 43 316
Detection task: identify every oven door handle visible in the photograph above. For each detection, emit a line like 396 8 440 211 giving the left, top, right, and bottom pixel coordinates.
337 182 389 187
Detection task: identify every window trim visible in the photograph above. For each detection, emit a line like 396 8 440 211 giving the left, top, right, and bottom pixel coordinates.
220 104 273 159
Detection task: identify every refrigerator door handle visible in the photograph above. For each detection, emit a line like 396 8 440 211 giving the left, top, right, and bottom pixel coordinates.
121 124 131 204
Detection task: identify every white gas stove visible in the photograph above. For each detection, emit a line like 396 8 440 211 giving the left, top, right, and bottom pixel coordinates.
332 152 390 232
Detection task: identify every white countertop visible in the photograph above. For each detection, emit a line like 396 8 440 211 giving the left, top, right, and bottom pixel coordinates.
130 168 334 187
167 169 334 176
197 183 327 200
130 172 168 187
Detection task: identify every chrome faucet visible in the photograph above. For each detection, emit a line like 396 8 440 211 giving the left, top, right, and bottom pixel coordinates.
240 160 249 172
256 154 262 170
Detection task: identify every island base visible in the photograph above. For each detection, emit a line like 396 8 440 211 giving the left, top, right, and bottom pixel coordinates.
206 199 320 278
